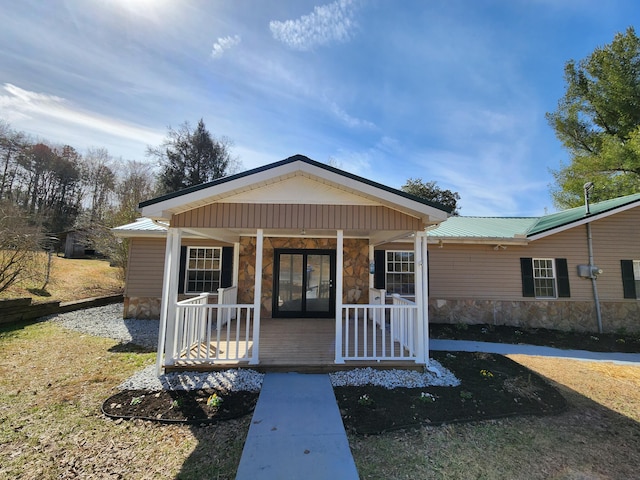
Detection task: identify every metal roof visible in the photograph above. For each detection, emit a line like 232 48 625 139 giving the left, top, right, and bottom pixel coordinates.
526 193 640 237
112 217 167 235
427 216 538 241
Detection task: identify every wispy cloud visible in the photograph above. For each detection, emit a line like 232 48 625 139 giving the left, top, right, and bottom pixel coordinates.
328 101 376 129
0 83 163 146
270 0 360 50
211 35 241 59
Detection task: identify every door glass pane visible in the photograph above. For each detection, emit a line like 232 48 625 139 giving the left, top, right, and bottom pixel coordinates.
306 254 331 312
278 254 303 312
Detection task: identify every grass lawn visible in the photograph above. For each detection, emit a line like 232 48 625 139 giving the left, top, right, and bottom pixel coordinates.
0 255 123 303
0 321 248 479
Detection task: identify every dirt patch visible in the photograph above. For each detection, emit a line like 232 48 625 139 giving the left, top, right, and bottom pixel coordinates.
103 389 258 424
430 322 640 353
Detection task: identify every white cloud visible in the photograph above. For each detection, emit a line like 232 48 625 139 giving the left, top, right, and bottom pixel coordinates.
270 0 359 50
328 101 376 129
0 83 163 148
211 35 242 59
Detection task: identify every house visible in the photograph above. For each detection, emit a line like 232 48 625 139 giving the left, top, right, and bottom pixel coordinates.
114 155 451 373
426 193 640 334
114 155 640 373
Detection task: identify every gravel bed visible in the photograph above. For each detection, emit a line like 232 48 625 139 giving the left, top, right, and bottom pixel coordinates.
47 303 460 391
47 303 159 350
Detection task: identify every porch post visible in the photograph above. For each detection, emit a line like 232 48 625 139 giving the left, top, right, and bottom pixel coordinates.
421 232 430 364
414 233 425 364
156 227 182 375
250 229 263 365
335 229 344 363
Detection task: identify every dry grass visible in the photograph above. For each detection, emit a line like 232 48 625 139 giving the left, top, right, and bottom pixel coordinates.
0 321 249 479
0 254 123 303
350 356 640 479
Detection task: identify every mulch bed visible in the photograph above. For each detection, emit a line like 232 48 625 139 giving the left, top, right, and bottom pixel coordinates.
430 322 640 353
335 351 567 435
103 351 566 435
102 389 259 424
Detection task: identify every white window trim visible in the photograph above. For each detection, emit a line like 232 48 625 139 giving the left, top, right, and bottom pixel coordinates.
184 246 222 294
633 260 640 300
385 250 416 298
533 258 557 299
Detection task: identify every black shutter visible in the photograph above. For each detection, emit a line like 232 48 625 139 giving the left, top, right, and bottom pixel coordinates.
520 258 535 297
374 250 386 289
221 246 234 288
556 258 571 298
621 260 637 299
177 246 187 294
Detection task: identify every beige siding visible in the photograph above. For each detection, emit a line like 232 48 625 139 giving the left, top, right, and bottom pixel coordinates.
172 203 423 230
429 206 640 302
125 238 166 298
125 237 232 299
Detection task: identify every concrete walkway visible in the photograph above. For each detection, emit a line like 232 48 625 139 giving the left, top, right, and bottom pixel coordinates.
235 373 359 480
431 339 640 365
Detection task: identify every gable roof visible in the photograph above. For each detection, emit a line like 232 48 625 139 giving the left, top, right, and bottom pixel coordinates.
139 154 452 223
525 192 640 239
428 192 640 244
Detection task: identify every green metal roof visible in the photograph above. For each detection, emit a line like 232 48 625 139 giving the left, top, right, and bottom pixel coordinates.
526 192 640 237
427 216 538 240
427 193 640 242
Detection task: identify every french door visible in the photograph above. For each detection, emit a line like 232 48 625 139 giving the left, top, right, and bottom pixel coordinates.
273 249 336 318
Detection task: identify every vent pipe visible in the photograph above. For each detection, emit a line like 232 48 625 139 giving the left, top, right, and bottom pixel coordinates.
584 182 594 215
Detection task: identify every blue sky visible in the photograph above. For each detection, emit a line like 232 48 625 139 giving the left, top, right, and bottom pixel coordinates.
1 0 638 216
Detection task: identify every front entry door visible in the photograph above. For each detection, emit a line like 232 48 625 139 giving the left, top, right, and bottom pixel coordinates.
273 249 336 318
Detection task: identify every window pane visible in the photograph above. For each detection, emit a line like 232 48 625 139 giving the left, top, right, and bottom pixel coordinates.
184 247 223 293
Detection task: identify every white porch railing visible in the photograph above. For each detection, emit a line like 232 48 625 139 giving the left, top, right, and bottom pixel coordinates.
170 290 255 364
341 292 420 362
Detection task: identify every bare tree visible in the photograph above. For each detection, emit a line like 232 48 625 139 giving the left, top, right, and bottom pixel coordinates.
0 201 43 293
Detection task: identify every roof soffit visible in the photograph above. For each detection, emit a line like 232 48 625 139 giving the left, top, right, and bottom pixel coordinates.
141 159 449 223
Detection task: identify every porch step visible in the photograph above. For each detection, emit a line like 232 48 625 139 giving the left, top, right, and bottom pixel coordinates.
235 373 359 480
166 361 424 374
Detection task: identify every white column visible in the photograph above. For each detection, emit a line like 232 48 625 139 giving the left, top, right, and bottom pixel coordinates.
250 229 263 365
414 233 425 364
335 229 344 363
156 227 181 374
421 233 430 365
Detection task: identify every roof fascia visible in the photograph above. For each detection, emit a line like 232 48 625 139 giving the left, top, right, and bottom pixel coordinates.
141 156 450 222
527 201 640 241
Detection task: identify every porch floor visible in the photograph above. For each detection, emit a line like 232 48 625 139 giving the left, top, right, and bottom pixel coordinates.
167 317 423 373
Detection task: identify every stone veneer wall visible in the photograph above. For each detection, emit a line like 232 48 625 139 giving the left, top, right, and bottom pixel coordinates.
237 236 370 317
429 298 640 333
123 296 161 319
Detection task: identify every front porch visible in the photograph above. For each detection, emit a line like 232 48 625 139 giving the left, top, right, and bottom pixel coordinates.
161 291 428 373
166 317 424 373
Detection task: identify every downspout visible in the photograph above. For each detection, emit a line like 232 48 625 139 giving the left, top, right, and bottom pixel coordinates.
584 183 603 333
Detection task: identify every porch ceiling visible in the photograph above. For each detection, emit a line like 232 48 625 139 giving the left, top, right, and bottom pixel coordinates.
180 226 415 245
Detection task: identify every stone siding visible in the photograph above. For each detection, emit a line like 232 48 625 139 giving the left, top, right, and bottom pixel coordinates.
429 298 640 333
237 236 370 317
124 296 161 319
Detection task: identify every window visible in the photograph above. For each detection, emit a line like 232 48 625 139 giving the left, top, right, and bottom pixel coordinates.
533 258 556 298
185 247 222 293
386 251 415 296
521 257 570 299
621 260 640 299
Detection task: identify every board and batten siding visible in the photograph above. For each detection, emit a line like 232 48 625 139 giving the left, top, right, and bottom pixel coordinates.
171 203 423 231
